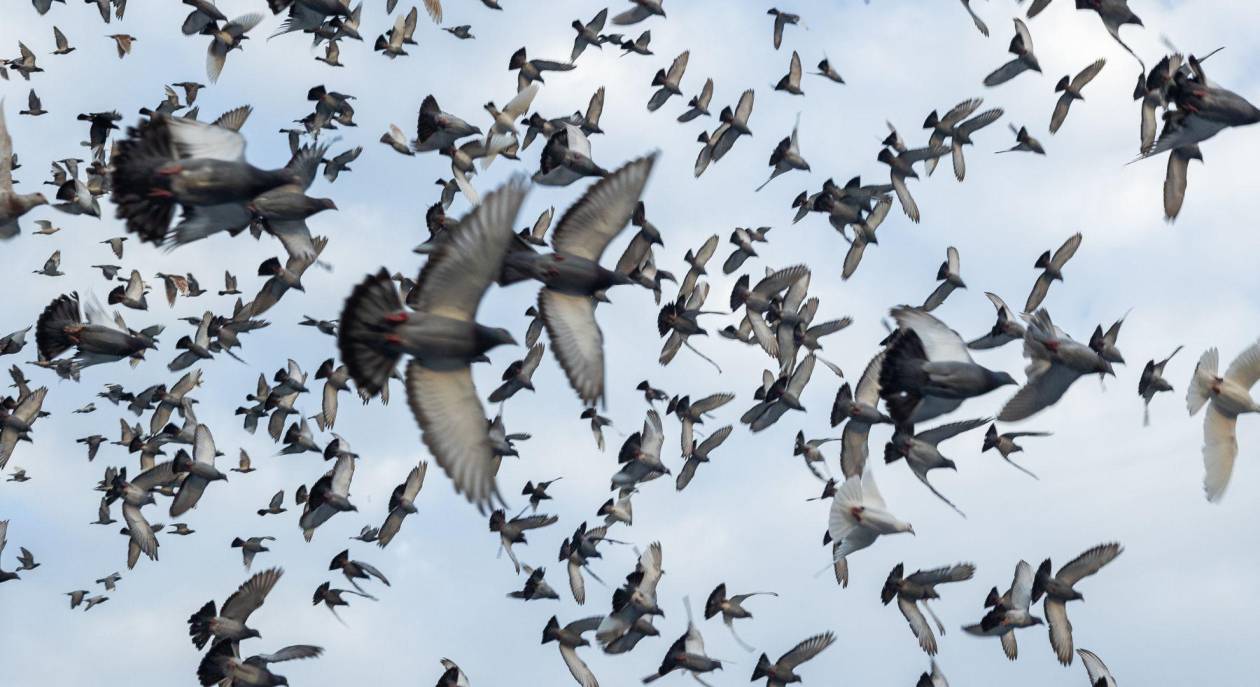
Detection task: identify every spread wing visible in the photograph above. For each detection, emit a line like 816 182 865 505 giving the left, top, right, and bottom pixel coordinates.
415 180 527 321
221 568 283 622
406 362 500 511
539 290 604 406
551 155 656 263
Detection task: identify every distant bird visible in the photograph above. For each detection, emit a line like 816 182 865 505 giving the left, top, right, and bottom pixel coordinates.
1051 59 1106 134
963 560 1043 660
19 89 46 117
751 632 835 687
257 490 286 517
1078 649 1117 686
489 509 557 573
510 565 560 601
187 567 283 649
882 562 976 655
377 462 426 548
542 615 603 687
984 19 1041 87
774 51 804 96
1187 340 1260 502
1025 232 1082 312
643 597 722 685
968 293 1025 350
921 247 965 312
570 9 607 62
197 640 322 687
982 424 1051 478
677 425 731 490
885 418 989 516
756 115 810 191
768 8 801 49
648 51 688 112
231 536 275 570
612 0 665 25
1139 345 1182 425
678 78 713 123
704 582 777 652
329 549 390 595
107 34 136 58
999 123 1046 154
813 57 844 84
0 387 47 469
205 13 264 82
1032 542 1123 665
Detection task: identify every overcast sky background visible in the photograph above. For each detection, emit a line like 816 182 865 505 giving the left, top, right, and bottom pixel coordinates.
2 0 1260 685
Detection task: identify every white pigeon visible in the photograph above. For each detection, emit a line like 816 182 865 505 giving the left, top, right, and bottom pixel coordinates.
827 471 914 587
1186 340 1260 502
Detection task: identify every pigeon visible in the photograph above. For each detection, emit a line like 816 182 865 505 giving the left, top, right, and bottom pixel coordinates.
774 50 804 96
984 19 1041 87
0 103 50 238
490 510 557 574
329 549 390 595
643 597 722 685
1078 649 1117 686
981 424 1051 478
197 640 322 687
756 115 810 191
676 425 731 490
880 307 1016 423
169 424 227 517
921 247 965 312
542 615 603 687
999 123 1046 154
998 309 1114 421
751 632 835 687
338 180 526 511
963 560 1043 660
206 13 265 82
612 0 665 25
503 156 656 406
768 8 801 49
968 293 1026 350
648 51 688 112
1051 59 1107 134
704 583 778 652
814 57 844 84
881 562 976 655
377 462 426 548
1025 233 1082 312
509 565 561 601
828 471 913 587
1077 0 1144 68
678 78 714 123
0 387 47 470
570 9 607 62
1032 542 1124 664
187 567 284 649
1139 345 1182 425
298 453 357 541
231 536 275 570
1187 341 1260 502
885 418 989 516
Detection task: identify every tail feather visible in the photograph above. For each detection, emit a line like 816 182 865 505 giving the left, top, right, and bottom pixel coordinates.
337 269 405 397
752 653 772 680
1031 558 1052 603
187 600 216 649
35 293 82 360
1186 348 1218 415
110 116 177 244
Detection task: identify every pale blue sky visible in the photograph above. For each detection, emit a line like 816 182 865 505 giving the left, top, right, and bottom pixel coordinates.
2 1 1260 685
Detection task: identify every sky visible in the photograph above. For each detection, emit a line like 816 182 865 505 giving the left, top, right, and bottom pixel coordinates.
2 0 1260 685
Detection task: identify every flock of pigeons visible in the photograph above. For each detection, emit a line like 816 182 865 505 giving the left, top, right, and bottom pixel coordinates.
1 0 1258 686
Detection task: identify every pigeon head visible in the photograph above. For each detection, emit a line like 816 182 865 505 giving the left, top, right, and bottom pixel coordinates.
989 370 1018 388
